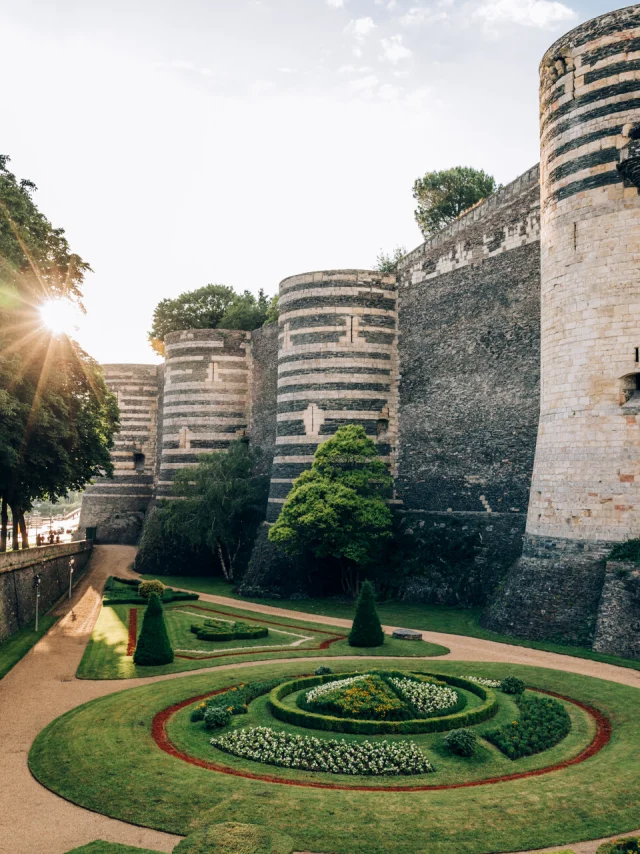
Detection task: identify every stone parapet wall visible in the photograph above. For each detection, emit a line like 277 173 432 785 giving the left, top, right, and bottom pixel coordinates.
593 560 640 659
0 541 93 642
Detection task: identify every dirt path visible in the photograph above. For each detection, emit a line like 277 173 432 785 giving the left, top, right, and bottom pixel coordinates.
1 544 638 854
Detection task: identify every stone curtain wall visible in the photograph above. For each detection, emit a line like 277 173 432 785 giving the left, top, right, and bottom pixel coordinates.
593 560 640 659
247 324 279 477
78 364 160 544
266 269 399 522
157 329 251 497
0 541 92 642
395 168 541 591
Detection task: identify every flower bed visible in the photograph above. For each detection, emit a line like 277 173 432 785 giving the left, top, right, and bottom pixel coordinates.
210 726 434 776
301 674 413 721
464 676 501 688
388 677 459 716
485 692 571 759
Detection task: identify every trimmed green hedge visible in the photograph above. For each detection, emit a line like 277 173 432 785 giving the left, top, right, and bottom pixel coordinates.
103 576 199 606
189 620 268 642
268 671 497 735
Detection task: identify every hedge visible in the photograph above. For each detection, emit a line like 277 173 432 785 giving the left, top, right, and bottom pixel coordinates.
103 589 199 606
268 671 498 735
189 622 269 642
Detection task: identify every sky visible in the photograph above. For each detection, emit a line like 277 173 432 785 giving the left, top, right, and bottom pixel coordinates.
0 0 621 364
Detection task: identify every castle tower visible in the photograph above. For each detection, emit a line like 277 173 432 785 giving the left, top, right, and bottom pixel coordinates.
157 329 251 497
241 269 399 593
485 5 640 643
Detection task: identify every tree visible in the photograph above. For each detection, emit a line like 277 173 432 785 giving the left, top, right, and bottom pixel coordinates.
374 246 407 274
161 440 268 581
148 285 278 355
413 167 498 238
133 592 174 666
348 579 384 647
0 155 119 550
268 425 393 595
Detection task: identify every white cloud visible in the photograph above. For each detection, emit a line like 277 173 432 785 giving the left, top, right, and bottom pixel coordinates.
379 35 412 63
338 64 374 72
278 67 297 73
345 17 377 38
347 74 379 94
378 83 402 100
327 0 345 7
400 5 449 26
474 0 575 28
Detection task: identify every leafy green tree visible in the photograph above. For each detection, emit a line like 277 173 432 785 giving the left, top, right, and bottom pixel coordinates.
413 167 498 238
348 579 384 647
133 592 174 666
148 285 278 355
268 425 392 595
161 440 268 581
0 155 118 550
374 246 407 274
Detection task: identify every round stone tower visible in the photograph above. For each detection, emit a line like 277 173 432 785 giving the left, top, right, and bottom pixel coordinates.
485 5 640 644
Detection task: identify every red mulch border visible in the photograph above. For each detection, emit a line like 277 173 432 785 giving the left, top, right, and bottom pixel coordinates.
164 603 345 661
151 684 612 793
127 608 138 656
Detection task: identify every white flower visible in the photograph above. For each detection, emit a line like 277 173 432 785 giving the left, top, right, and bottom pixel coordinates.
305 675 367 704
388 678 458 715
464 676 501 688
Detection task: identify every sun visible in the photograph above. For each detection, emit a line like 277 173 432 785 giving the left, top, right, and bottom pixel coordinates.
39 299 81 336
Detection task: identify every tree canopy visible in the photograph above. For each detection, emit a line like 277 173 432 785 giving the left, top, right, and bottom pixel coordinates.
413 167 498 238
148 284 278 355
268 424 393 595
0 154 119 550
374 246 407 274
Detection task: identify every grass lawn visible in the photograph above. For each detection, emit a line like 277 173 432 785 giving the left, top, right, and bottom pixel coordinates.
0 616 57 679
143 574 640 672
77 599 449 679
30 660 640 854
66 844 162 854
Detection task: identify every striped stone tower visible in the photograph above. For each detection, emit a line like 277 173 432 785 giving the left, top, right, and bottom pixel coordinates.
77 364 159 543
157 329 251 497
265 269 399 521
485 4 640 643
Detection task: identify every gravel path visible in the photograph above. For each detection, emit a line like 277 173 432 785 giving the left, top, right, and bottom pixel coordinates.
0 544 638 854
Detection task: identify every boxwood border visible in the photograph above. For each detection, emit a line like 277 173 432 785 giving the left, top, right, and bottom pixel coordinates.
268 671 498 735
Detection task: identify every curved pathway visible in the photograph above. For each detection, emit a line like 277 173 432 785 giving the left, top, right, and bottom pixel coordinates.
0 545 638 854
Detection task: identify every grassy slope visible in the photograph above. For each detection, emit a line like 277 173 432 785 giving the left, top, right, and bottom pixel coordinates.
144 575 640 672
30 660 640 854
66 844 161 854
0 616 57 679
77 600 449 679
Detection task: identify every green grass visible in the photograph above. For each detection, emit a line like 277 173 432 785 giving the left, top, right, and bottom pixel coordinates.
30 660 640 854
66 844 162 854
0 616 57 679
143 574 640 672
77 599 449 679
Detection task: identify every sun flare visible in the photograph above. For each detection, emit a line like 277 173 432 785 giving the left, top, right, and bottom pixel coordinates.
39 299 81 336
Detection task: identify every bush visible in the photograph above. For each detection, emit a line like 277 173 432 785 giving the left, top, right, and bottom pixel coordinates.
485 693 571 759
190 702 207 723
190 621 268 642
501 676 525 695
315 666 332 675
192 679 288 728
172 822 294 854
138 579 165 599
204 705 232 729
348 580 384 647
597 839 640 854
132 593 174 666
609 539 640 564
444 728 477 757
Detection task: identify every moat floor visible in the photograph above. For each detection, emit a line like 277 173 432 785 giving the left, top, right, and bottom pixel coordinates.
1 545 638 854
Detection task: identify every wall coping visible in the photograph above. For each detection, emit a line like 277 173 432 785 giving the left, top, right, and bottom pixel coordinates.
398 164 540 271
0 540 92 575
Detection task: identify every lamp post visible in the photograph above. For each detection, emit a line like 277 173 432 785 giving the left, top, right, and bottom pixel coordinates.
69 558 75 600
34 573 41 632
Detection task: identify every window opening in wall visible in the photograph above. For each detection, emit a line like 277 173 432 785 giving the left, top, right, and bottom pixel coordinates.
133 452 145 473
377 418 389 438
635 347 639 363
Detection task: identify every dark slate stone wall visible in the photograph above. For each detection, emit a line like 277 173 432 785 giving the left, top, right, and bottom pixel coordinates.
593 561 640 660
248 323 279 476
395 167 541 596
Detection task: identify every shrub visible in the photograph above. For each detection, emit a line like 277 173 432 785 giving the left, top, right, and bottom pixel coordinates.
204 705 232 729
138 579 165 599
597 839 640 854
501 676 525 695
315 666 332 675
190 621 268 642
172 822 294 854
485 693 571 759
132 593 174 666
190 702 207 723
609 539 640 563
444 728 477 757
348 580 384 647
192 679 288 728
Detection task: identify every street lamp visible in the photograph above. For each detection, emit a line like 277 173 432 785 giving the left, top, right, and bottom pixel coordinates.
34 573 41 632
69 558 75 600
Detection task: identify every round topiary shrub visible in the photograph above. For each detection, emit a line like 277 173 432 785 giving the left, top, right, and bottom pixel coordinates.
173 822 294 854
138 579 166 599
133 592 174 666
597 839 640 854
204 705 232 730
315 666 332 675
501 676 525 695
348 580 384 648
443 728 477 757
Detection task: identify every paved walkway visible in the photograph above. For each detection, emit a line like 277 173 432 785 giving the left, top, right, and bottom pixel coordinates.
0 544 638 854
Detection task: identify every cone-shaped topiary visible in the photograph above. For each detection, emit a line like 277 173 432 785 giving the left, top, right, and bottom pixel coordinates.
133 592 174 666
348 580 384 647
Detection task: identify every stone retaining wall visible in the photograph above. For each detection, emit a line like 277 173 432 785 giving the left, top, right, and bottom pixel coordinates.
0 541 93 642
593 560 640 660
